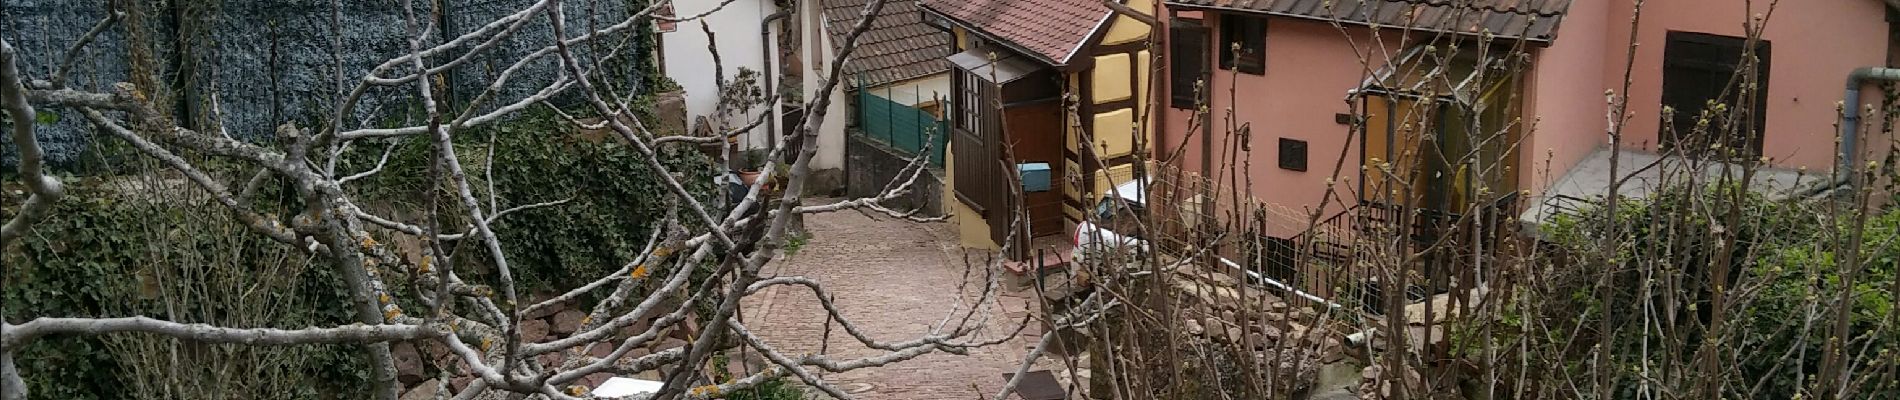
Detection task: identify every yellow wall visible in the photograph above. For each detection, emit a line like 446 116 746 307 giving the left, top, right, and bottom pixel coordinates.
951 8 1157 240
942 116 1000 250
1091 53 1132 103
1101 0 1153 45
1075 14 1155 203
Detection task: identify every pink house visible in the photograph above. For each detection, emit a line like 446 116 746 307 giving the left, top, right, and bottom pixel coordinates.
1155 0 1898 240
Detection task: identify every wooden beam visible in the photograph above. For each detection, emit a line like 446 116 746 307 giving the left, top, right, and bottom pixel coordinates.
1103 0 1159 27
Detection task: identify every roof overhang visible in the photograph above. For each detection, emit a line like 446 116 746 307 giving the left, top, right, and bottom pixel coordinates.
920 4 1070 68
947 45 1044 84
1163 1 1560 46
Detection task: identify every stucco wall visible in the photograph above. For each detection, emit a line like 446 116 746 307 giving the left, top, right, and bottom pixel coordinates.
663 0 778 150
1602 0 1891 171
1523 0 1611 193
868 74 952 107
1160 2 1893 230
1159 14 1402 234
800 0 844 171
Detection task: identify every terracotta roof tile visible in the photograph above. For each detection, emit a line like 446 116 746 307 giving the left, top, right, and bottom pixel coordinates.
825 0 955 88
1167 0 1571 42
921 0 1113 65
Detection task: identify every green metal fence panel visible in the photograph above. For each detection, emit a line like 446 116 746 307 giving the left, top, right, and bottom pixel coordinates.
856 81 948 168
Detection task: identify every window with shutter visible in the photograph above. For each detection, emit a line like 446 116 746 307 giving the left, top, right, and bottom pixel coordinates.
1660 31 1770 157
1170 19 1209 109
1218 14 1266 75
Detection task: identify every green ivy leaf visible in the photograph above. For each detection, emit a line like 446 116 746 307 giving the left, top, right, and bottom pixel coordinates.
35 110 59 124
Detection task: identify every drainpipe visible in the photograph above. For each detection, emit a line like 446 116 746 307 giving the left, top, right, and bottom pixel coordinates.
762 7 792 153
1829 67 1900 191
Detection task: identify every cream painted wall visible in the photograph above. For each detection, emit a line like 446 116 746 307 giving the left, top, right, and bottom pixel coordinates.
867 74 953 107
661 0 778 151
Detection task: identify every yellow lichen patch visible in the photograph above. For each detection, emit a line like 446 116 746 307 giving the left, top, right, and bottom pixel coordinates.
360 235 379 248
653 246 675 258
690 385 722 397
379 293 392 304
567 385 587 396
631 264 651 279
480 336 495 352
383 307 402 321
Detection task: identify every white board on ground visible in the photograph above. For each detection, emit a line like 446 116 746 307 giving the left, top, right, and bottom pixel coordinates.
591 377 665 398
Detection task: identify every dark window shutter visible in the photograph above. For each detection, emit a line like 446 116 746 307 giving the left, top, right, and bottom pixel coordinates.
1219 14 1266 75
1660 31 1769 156
1278 138 1308 172
1170 19 1208 109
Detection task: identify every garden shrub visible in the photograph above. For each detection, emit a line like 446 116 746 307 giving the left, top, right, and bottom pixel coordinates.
3 105 718 398
1536 183 1898 398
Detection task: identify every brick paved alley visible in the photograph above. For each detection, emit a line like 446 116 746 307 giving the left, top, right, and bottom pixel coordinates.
742 209 1057 399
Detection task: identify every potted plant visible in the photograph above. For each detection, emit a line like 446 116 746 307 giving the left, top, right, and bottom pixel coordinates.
737 148 769 187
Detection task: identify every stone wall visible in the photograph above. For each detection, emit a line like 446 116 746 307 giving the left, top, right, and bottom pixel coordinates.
2 0 659 168
391 290 699 398
846 132 943 215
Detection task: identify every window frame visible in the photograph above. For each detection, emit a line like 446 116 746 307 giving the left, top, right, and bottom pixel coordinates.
955 70 989 139
1218 13 1266 75
1659 31 1771 157
1169 18 1210 109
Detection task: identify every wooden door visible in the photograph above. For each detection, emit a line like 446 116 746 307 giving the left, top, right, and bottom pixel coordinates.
1006 101 1066 239
1360 93 1435 209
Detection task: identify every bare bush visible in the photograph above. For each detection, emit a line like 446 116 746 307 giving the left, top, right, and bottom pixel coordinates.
1002 1 1899 399
1 1 1026 399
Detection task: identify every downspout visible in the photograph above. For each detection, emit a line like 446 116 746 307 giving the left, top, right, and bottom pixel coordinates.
762 7 792 152
1823 67 1900 193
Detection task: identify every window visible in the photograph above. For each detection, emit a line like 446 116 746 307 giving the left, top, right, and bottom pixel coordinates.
955 70 995 139
1278 137 1307 172
1169 18 1209 109
1218 14 1265 75
1660 31 1770 157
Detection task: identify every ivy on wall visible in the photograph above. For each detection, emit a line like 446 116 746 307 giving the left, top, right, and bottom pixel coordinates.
3 105 716 399
2 186 370 399
1 0 698 396
339 105 717 294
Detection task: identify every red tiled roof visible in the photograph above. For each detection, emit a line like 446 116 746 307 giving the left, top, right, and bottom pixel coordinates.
824 0 953 88
1167 0 1571 42
921 0 1113 66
